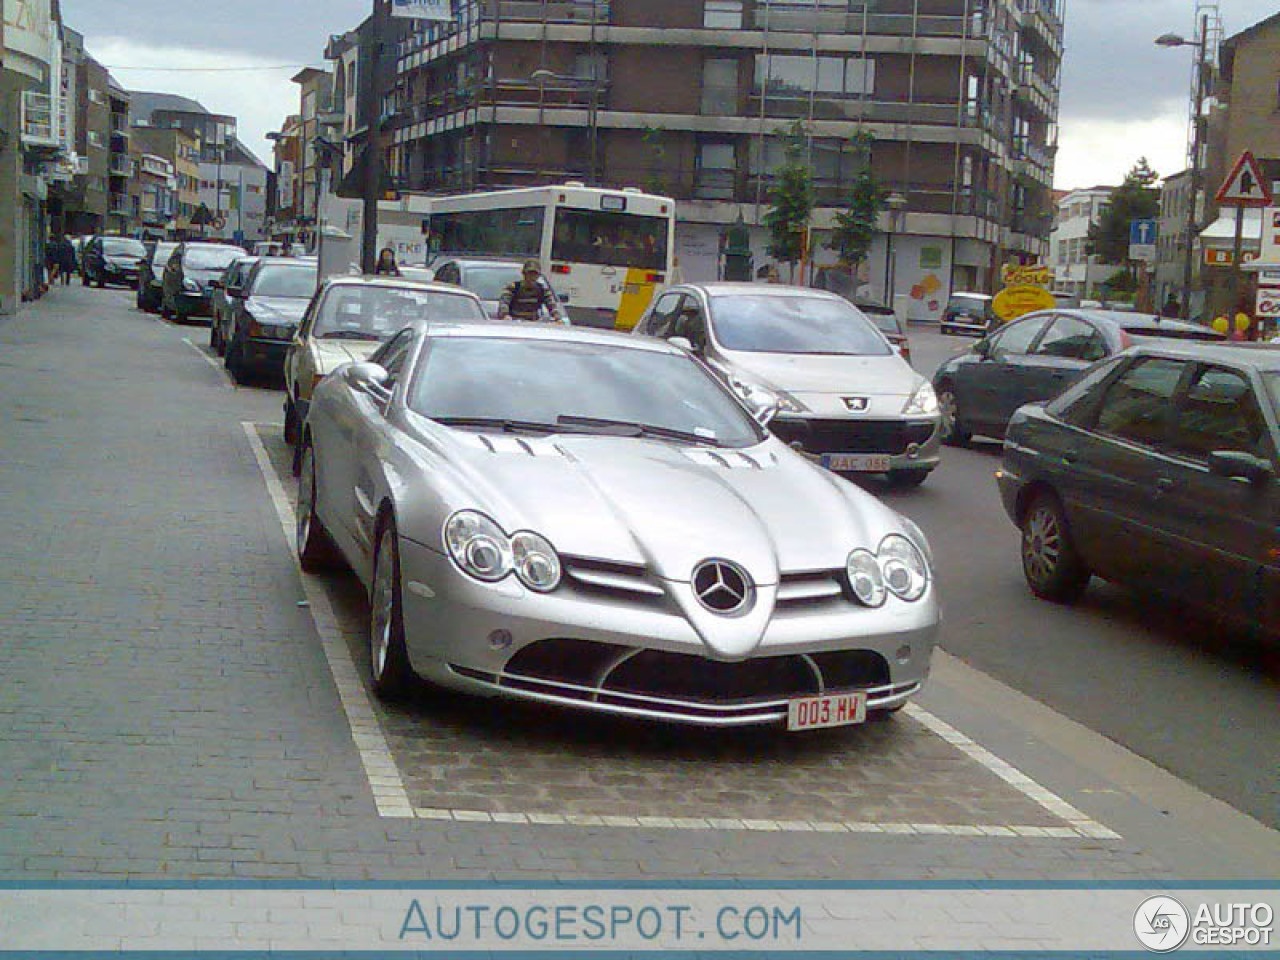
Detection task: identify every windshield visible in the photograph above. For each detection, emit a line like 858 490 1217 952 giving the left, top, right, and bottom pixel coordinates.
551 210 669 272
103 239 146 259
313 285 486 339
251 265 318 299
185 246 244 271
464 265 523 301
410 339 761 449
1265 372 1280 417
858 307 901 337
150 244 177 266
710 295 893 356
947 295 990 313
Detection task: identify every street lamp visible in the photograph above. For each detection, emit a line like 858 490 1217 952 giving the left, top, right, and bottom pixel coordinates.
884 192 908 307
528 68 600 186
1156 17 1209 322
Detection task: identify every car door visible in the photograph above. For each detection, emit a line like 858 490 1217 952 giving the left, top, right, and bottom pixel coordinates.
1021 314 1108 403
162 246 182 306
639 291 685 338
954 314 1051 434
1061 355 1192 587
1154 363 1280 629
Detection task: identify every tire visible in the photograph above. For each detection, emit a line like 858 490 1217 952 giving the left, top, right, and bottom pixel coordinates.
369 517 414 699
936 382 971 447
297 442 339 572
283 397 299 446
209 322 220 352
226 337 249 385
1020 492 1091 604
886 469 930 489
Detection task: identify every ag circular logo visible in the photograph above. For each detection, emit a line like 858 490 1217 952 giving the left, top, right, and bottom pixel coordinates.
1135 896 1190 952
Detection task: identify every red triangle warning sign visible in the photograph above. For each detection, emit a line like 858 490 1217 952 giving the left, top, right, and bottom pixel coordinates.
1216 151 1273 207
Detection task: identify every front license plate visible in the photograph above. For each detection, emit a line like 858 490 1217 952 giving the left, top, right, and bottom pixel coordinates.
788 693 867 732
823 454 891 472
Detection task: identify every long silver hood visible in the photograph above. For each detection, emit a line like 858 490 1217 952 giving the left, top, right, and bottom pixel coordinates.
722 350 924 399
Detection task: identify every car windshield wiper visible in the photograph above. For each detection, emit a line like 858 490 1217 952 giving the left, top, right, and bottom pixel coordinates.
556 415 722 447
320 330 384 341
433 416 565 435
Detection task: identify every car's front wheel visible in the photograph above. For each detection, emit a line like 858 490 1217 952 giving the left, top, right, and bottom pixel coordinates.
297 442 339 572
369 518 414 699
283 396 300 446
1021 492 1091 603
209 321 220 352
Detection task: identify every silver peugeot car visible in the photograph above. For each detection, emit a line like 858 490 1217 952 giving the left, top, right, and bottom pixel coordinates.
298 324 939 729
634 284 943 488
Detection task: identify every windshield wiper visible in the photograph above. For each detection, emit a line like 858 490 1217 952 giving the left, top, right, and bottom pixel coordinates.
433 416 564 435
556 415 721 447
320 331 384 341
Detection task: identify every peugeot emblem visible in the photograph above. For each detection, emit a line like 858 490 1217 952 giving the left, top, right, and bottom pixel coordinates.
843 397 870 412
692 560 754 616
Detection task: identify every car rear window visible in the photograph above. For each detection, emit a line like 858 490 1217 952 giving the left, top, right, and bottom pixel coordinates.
1126 327 1226 342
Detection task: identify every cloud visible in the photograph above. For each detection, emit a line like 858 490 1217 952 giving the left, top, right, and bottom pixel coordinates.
1055 99 1188 190
86 37 304 166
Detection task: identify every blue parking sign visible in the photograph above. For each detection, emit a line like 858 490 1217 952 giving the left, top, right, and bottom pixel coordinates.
1129 219 1158 246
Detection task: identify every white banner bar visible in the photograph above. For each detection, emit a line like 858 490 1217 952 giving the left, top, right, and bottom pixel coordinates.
0 888 1276 952
390 0 453 20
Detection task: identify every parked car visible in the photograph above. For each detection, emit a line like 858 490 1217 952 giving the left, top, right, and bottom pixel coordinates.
298 323 940 722
429 257 526 319
634 284 942 488
161 242 246 322
223 258 319 383
81 236 147 289
932 309 1227 444
854 298 912 366
135 242 178 313
998 343 1279 637
209 257 259 355
941 292 996 336
284 276 488 453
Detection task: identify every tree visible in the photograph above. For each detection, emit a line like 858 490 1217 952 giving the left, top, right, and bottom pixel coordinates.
190 203 216 237
1086 158 1160 265
763 121 815 278
640 126 668 196
827 132 886 271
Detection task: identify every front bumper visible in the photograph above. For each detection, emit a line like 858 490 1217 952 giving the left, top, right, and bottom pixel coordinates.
173 292 213 316
942 314 990 335
102 268 139 286
770 415 943 474
397 539 938 727
240 337 290 373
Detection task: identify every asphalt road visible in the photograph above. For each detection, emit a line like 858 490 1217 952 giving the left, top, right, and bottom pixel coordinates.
880 325 1280 830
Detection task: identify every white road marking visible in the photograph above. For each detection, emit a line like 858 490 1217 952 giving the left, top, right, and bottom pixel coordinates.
241 422 415 818
183 337 234 389
243 422 1120 840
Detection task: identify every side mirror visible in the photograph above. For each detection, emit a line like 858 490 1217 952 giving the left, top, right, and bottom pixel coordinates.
668 336 695 352
1207 450 1273 485
747 396 780 427
973 339 992 359
344 362 392 399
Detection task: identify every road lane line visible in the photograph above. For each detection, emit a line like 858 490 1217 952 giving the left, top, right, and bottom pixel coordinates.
183 337 234 388
241 421 415 819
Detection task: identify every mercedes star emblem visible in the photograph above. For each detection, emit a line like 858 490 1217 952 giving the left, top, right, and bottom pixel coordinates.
692 560 753 615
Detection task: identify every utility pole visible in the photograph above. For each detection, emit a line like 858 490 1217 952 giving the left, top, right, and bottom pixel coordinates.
1181 14 1208 322
361 0 389 274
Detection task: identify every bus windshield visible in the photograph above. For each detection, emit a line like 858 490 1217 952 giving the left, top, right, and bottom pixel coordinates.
552 210 668 272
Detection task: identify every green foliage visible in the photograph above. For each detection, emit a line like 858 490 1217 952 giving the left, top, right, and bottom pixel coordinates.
190 204 216 228
1087 158 1160 265
763 121 815 269
827 131 885 268
641 126 668 196
1102 268 1137 295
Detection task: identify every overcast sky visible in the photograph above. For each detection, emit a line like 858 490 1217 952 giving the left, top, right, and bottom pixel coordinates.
60 0 1278 189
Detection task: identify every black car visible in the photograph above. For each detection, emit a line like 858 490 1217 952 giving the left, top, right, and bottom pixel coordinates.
81 236 147 289
932 309 1225 444
941 292 996 336
224 258 319 383
209 257 259 356
998 343 1279 636
136 242 178 313
161 242 246 323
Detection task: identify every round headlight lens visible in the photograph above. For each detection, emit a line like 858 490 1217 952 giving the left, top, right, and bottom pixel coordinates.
511 531 561 592
846 549 886 607
879 534 929 601
444 511 511 582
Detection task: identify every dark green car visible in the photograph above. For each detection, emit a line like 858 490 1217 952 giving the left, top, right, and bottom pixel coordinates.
998 343 1280 637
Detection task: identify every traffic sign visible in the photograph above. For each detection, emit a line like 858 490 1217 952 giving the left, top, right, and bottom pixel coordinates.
1216 151 1273 207
1128 219 1157 262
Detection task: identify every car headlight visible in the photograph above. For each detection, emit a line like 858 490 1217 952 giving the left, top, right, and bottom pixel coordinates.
846 535 931 606
510 531 561 592
445 511 512 582
257 323 294 340
903 382 939 416
878 534 929 601
846 549 886 608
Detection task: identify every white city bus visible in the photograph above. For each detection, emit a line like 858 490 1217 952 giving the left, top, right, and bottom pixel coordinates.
422 184 676 331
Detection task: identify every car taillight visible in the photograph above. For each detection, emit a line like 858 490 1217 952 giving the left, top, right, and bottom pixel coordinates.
1118 330 1133 350
551 264 571 275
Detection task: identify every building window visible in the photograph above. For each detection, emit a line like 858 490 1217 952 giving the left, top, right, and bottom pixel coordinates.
88 131 104 148
754 54 875 98
89 88 106 105
702 58 738 115
704 0 743 28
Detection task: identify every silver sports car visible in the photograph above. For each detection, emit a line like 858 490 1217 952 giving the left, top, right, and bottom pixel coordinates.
298 323 939 729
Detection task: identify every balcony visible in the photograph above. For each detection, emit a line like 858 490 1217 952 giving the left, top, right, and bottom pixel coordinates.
20 91 58 150
109 193 133 216
752 8 985 40
109 154 132 177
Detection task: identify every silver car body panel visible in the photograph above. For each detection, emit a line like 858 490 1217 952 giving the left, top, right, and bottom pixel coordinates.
305 323 939 726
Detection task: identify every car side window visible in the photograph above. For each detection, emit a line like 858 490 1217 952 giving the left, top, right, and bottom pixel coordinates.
989 317 1046 358
1092 357 1187 448
674 298 709 351
1167 366 1270 463
437 263 460 285
645 293 684 338
371 329 414 385
1034 315 1108 362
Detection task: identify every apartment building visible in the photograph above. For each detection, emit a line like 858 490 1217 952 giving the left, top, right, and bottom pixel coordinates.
290 68 338 239
268 114 303 238
1047 185 1114 300
133 151 178 235
132 126 201 236
105 80 135 232
1155 168 1192 309
381 0 1063 317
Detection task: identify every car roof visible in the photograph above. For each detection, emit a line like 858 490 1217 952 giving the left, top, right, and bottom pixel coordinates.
1037 309 1225 339
1128 341 1280 371
424 321 682 355
320 275 484 300
682 282 847 302
949 291 992 300
435 256 526 269
253 256 314 267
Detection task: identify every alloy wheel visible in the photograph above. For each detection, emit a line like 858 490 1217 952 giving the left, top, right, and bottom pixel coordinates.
1023 504 1062 586
370 527 396 682
297 447 315 556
